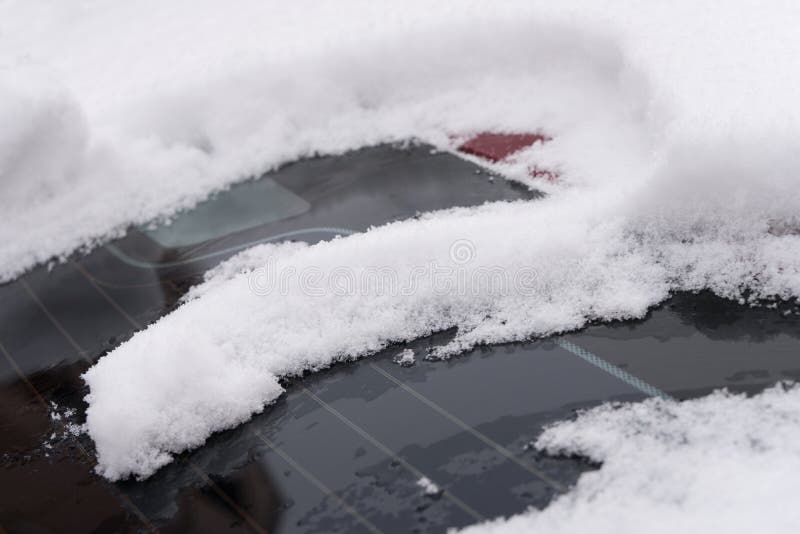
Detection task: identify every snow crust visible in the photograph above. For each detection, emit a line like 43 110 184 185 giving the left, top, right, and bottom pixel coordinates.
459 384 800 534
3 0 800 485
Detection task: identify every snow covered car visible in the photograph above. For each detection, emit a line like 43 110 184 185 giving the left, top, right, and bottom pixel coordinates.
3 140 799 533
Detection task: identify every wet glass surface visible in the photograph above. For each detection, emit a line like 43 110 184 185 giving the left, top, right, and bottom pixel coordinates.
2 143 799 533
143 178 311 249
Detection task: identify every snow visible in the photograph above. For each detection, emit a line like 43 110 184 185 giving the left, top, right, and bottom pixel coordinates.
457 383 800 534
1 0 799 498
9 0 799 281
0 0 634 281
417 477 442 497
393 349 416 367
83 194 800 480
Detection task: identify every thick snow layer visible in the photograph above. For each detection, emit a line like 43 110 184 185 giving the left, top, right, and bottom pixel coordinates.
458 384 800 534
0 0 641 281
5 0 798 281
4 1 800 482
83 195 800 479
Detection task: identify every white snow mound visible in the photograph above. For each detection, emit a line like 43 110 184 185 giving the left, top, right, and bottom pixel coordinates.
458 383 800 534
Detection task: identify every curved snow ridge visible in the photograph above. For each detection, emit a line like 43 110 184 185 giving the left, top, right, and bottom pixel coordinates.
457 383 800 534
84 193 800 480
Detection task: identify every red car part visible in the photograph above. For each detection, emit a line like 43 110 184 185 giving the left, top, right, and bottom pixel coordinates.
456 132 557 181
